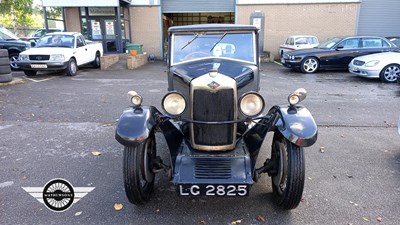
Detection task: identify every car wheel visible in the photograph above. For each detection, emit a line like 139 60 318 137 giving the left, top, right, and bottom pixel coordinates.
271 132 304 210
65 58 77 76
9 53 20 70
0 73 13 83
0 65 11 74
92 52 101 68
24 70 37 76
280 50 284 57
379 64 399 83
123 132 156 205
300 57 319 73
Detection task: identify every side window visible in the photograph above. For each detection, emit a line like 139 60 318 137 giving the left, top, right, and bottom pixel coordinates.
285 38 290 45
77 36 85 47
289 38 294 45
362 38 385 48
340 38 359 49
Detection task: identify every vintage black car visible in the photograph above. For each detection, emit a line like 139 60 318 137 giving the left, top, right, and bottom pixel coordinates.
281 36 399 73
115 24 318 210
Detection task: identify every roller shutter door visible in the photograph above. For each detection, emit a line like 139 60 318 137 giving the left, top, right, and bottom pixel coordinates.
357 0 400 36
162 0 235 13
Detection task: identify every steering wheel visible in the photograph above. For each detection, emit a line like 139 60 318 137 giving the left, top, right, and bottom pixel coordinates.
183 51 211 60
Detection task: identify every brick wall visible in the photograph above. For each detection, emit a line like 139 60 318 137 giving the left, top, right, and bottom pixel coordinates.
130 6 162 59
237 3 359 59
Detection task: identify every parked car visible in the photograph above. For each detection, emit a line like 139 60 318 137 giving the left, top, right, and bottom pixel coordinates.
32 28 64 38
386 37 400 47
279 35 319 56
115 24 318 210
281 36 399 73
17 32 103 76
0 26 31 70
348 52 400 82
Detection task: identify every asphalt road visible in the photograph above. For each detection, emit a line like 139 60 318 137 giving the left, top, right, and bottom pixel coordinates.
0 61 399 225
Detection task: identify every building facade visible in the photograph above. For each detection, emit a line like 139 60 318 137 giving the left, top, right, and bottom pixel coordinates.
41 0 400 60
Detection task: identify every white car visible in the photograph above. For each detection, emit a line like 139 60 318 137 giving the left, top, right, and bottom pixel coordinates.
279 35 319 56
348 52 400 83
17 32 103 76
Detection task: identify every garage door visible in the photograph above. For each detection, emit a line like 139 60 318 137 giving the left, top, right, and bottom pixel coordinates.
357 0 400 36
162 0 235 13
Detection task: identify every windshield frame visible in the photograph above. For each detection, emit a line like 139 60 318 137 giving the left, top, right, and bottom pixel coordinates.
0 27 20 40
170 31 257 66
35 34 75 48
317 37 344 49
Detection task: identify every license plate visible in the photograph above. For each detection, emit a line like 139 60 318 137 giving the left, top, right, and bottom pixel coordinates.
281 59 285 64
177 184 249 196
31 64 47 69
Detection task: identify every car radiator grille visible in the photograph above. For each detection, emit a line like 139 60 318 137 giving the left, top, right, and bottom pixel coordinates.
192 89 234 146
353 60 365 66
29 55 50 61
194 158 232 179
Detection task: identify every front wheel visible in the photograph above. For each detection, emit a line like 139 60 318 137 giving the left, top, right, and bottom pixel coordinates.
123 133 156 205
65 58 77 76
9 53 20 70
271 133 305 210
379 64 399 83
300 57 319 73
92 52 101 68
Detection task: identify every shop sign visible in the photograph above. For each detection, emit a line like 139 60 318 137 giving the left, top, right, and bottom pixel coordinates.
88 7 116 16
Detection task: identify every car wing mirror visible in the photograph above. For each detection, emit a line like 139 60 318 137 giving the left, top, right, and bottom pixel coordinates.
335 45 344 50
31 41 36 47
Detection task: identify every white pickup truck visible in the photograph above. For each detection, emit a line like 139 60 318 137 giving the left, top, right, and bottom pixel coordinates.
17 32 103 76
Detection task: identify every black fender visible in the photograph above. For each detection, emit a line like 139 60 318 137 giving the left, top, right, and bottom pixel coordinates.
269 105 318 147
115 106 160 147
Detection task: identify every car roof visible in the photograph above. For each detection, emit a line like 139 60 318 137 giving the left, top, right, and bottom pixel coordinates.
168 24 258 33
288 35 318 38
44 32 79 36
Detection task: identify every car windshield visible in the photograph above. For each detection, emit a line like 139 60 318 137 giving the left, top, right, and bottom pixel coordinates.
171 32 256 65
0 27 19 40
317 37 343 49
295 37 318 45
36 34 75 48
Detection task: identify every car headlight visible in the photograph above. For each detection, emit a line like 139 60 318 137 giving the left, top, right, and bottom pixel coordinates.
50 54 65 61
162 92 186 116
364 60 380 67
288 88 307 106
239 92 265 117
127 91 142 106
19 54 29 61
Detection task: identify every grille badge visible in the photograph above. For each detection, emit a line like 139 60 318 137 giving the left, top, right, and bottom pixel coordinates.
208 81 220 89
36 56 42 60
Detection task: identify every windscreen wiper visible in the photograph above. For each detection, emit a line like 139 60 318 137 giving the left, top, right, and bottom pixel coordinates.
210 32 227 52
181 33 199 50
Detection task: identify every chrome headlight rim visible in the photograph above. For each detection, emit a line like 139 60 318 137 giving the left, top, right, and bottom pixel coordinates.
127 90 143 107
50 54 65 61
239 92 265 117
162 91 186 116
19 54 29 61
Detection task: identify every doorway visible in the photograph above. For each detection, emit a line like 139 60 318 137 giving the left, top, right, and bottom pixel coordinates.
90 18 118 53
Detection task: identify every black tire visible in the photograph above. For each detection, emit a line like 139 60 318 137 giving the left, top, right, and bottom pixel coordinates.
300 57 319 73
65 58 77 76
0 73 13 83
0 49 8 58
0 65 11 74
379 64 399 83
0 58 9 66
92 52 101 68
9 53 20 70
123 133 156 205
271 132 305 210
24 70 37 76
